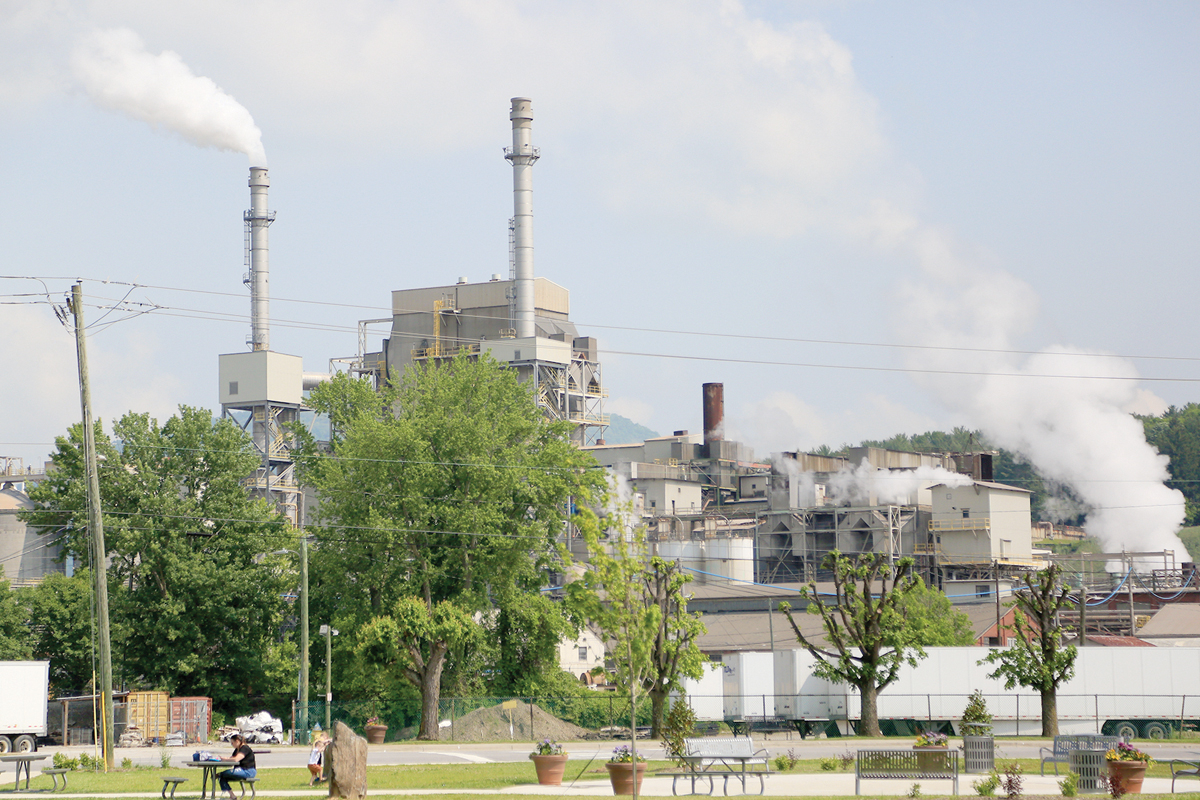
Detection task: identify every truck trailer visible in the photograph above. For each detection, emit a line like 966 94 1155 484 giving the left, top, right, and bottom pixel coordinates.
683 647 1200 738
0 661 49 752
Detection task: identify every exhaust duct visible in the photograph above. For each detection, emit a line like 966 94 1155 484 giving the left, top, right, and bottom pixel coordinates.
703 383 724 446
505 97 538 339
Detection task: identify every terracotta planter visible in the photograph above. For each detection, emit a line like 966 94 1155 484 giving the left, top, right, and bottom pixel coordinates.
364 724 387 744
913 745 950 771
529 753 568 785
605 761 646 795
1107 760 1148 794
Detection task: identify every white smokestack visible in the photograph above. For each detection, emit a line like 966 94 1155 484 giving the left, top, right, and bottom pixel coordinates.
71 28 267 166
246 167 274 351
505 97 538 339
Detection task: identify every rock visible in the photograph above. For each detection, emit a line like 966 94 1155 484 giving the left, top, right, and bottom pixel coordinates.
327 721 368 799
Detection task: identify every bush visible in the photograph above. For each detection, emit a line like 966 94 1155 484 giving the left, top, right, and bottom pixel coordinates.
1002 762 1023 800
120 757 133 770
1059 770 1079 797
818 756 837 771
972 771 1001 796
962 689 994 735
662 700 696 768
52 753 79 771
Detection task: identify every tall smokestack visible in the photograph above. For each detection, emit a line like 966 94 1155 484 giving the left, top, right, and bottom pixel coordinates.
245 167 274 351
703 383 724 446
505 97 538 339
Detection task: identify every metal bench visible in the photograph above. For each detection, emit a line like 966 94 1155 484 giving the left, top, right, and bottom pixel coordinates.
43 768 69 791
855 749 959 796
160 777 187 799
234 776 259 798
671 737 770 796
1038 734 1120 776
1170 760 1200 793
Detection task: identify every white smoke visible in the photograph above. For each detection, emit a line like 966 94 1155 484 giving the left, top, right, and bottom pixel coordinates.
878 210 1188 559
825 461 972 507
71 28 267 166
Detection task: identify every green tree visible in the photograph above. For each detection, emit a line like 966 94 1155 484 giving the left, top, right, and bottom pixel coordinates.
23 407 293 714
0 577 31 659
568 518 707 739
780 551 924 736
979 564 1077 736
1141 404 1200 525
487 592 576 696
22 572 94 694
296 355 604 739
900 578 976 646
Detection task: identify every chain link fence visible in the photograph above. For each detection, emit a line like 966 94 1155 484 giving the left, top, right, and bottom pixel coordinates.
291 694 654 744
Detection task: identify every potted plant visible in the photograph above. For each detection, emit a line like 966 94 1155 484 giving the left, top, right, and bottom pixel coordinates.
529 739 568 785
605 745 647 795
913 731 950 771
363 715 387 745
1106 741 1153 794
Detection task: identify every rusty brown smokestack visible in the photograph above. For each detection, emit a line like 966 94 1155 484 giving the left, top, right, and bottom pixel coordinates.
703 382 724 446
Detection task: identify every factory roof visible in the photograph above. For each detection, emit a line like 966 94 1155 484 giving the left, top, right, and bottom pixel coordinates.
1137 604 1200 639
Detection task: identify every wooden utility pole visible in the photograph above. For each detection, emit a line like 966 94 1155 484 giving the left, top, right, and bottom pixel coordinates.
70 283 115 770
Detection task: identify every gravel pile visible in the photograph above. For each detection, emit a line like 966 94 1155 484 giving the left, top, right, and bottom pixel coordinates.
443 700 590 743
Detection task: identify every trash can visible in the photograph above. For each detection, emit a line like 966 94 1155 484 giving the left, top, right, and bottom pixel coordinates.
961 722 994 774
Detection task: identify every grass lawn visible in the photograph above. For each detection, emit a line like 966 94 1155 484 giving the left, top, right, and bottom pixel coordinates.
12 757 1200 798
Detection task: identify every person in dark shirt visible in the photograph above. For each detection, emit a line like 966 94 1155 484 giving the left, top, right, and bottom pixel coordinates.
217 733 257 800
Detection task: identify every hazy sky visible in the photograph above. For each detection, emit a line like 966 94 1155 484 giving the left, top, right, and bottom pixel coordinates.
2 2 1197 506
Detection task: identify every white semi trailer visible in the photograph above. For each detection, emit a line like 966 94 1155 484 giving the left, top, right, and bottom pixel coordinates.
684 647 1200 738
0 661 49 752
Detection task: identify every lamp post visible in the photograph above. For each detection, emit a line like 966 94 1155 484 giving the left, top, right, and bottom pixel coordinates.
319 624 338 732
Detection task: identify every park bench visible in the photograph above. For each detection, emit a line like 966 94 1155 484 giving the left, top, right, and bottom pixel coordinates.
669 737 770 796
855 749 959 796
233 776 259 798
43 768 69 791
1038 734 1120 776
1170 759 1200 793
160 777 187 799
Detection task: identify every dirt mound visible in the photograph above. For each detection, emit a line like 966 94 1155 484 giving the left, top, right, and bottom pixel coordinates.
443 700 589 743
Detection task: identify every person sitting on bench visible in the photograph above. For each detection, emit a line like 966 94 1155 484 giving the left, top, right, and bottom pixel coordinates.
217 734 257 800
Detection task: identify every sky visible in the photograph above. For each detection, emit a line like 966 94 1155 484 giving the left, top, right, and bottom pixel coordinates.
2 1 1198 554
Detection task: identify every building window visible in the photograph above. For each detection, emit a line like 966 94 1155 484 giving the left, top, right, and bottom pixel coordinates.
578 646 588 661
229 381 238 395
962 508 970 518
976 584 990 598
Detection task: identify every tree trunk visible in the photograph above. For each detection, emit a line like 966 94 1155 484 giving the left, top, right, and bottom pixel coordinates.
1041 688 1058 737
649 687 668 739
859 682 882 736
416 645 449 740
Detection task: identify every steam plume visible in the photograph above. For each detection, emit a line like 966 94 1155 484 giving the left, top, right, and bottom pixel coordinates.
72 28 267 166
888 217 1187 560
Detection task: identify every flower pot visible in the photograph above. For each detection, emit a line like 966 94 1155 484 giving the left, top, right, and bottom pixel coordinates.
913 745 950 772
364 724 387 744
605 761 646 795
530 753 568 785
1107 760 1148 794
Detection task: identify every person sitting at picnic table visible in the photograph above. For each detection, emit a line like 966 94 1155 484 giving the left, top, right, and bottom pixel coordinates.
217 733 256 800
307 733 329 786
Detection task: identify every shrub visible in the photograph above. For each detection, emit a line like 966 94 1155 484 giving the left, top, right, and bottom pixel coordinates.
839 750 855 770
1002 762 1023 800
1059 770 1079 797
961 689 994 735
972 771 1001 796
120 757 133 770
908 783 922 798
817 756 836 771
52 753 79 771
662 700 696 768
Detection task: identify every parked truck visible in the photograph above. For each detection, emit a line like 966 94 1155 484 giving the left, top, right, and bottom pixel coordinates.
684 647 1200 738
0 661 49 752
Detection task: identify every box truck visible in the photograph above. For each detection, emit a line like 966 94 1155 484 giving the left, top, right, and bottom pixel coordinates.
0 661 50 752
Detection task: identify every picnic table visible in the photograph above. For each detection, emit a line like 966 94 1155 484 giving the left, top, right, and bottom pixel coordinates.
671 737 771 796
0 753 48 792
185 759 237 799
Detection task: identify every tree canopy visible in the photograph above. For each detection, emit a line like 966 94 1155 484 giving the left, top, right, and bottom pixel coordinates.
296 354 605 739
899 578 976 646
979 564 1077 736
780 551 924 736
22 406 294 713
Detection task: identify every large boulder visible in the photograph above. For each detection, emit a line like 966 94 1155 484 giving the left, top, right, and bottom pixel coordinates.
327 721 368 799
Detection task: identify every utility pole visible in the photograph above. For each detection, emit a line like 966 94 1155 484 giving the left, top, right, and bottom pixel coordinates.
70 283 115 770
299 536 309 742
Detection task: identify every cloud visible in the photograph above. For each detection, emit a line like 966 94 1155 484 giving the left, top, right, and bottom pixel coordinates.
607 396 654 427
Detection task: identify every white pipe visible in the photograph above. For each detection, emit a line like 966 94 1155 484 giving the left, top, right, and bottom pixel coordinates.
506 97 537 339
302 372 331 391
247 167 272 351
